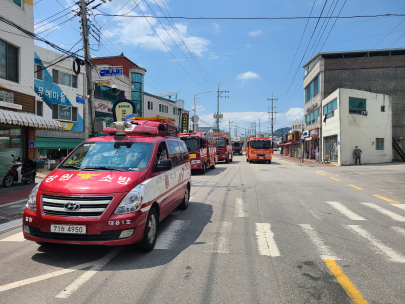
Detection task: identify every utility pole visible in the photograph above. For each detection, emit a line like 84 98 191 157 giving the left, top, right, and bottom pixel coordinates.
79 0 95 139
215 84 229 134
228 118 233 139
267 93 278 148
258 119 261 137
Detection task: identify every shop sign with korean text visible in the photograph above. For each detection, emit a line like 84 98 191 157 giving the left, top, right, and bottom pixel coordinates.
0 90 14 103
181 112 189 133
0 100 22 110
112 99 137 122
96 80 111 87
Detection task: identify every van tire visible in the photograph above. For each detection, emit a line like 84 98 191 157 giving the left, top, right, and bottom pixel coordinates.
179 185 189 210
139 207 158 252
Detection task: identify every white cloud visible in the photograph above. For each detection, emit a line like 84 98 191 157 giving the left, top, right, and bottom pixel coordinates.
249 30 262 37
213 23 220 34
285 107 304 121
237 71 260 80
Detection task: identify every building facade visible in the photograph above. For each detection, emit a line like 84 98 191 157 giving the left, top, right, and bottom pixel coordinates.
1 0 63 181
322 88 392 165
303 48 405 161
291 119 303 131
143 92 184 127
91 55 146 134
33 46 86 160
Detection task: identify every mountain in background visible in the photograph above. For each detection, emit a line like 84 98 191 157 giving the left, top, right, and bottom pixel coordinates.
273 127 291 136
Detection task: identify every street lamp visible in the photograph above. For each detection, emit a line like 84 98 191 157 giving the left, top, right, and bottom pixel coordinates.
193 90 213 132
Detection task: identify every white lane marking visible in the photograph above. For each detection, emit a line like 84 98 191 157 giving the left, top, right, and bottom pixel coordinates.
255 223 280 257
392 226 405 236
392 204 405 211
326 201 366 221
300 224 339 260
235 198 248 217
361 203 405 222
0 232 25 242
56 247 122 298
209 222 232 253
346 225 405 263
155 220 189 250
0 248 122 293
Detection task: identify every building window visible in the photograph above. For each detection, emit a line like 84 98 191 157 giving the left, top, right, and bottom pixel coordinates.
166 105 168 113
52 104 78 121
13 0 22 6
323 98 337 119
0 39 19 83
131 73 143 116
381 106 385 112
305 74 320 104
52 69 77 88
94 84 123 102
34 64 43 80
151 102 153 110
148 101 150 110
305 108 320 126
159 104 162 112
376 138 384 150
349 97 366 114
36 100 43 116
173 107 176 115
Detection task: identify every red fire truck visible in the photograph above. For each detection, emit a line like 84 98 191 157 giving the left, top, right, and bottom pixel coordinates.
23 118 191 251
179 132 217 174
231 138 243 155
212 134 233 163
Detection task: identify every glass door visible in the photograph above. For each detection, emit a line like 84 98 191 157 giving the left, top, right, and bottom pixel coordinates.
0 125 24 179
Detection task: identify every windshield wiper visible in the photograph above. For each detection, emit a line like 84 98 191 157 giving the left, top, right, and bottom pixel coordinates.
81 166 127 172
60 165 81 169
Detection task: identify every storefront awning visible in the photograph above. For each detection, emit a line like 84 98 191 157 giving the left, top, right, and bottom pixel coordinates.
35 137 84 149
0 109 63 130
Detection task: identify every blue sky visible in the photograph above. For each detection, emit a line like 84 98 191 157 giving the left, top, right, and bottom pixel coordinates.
34 0 405 134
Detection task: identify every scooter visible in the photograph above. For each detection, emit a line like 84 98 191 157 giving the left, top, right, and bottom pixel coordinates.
2 154 36 187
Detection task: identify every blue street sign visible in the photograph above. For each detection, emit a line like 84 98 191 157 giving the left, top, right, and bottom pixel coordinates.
99 69 123 77
29 140 35 148
76 96 85 104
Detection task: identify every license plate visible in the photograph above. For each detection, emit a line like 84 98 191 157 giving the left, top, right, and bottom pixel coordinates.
259 157 264 159
51 224 86 234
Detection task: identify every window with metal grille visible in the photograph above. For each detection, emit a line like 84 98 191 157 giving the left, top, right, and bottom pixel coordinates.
376 138 384 150
0 39 18 83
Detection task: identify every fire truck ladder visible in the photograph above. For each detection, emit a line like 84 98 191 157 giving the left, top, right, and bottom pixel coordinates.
392 137 405 161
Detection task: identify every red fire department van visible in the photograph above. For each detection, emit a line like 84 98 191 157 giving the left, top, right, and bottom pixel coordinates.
23 118 191 251
212 134 233 163
179 132 217 174
246 137 273 164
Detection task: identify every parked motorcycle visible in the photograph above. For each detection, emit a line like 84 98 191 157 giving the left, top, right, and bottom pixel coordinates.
2 154 36 187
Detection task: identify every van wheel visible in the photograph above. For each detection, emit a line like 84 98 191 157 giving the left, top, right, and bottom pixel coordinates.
179 186 189 210
139 207 158 252
201 162 206 174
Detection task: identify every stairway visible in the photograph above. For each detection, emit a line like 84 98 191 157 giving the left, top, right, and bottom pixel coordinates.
392 138 405 161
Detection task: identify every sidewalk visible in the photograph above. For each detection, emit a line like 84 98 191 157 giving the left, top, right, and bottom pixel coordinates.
273 153 337 167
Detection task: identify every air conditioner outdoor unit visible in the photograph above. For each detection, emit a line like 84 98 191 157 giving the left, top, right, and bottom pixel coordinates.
361 111 368 115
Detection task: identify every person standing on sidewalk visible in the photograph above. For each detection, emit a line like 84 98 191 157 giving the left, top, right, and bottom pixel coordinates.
353 146 362 165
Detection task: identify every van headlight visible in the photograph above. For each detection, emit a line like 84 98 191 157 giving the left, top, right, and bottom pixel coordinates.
115 184 145 215
26 182 41 211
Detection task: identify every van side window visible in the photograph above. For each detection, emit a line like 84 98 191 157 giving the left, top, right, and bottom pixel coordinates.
167 140 180 167
156 142 169 167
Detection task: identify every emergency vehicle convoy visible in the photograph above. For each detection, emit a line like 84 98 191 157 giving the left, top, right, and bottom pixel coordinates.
179 132 217 174
246 137 273 164
231 139 243 155
212 134 233 163
23 118 191 251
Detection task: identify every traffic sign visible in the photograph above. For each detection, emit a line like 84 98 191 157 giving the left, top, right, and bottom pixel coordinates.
99 69 123 77
29 141 35 148
76 96 85 104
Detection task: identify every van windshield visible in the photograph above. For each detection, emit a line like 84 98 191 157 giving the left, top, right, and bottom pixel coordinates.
215 139 226 148
251 141 271 149
60 141 154 171
181 137 199 152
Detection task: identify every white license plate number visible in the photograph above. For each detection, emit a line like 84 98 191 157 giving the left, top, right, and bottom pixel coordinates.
259 157 264 159
51 224 86 234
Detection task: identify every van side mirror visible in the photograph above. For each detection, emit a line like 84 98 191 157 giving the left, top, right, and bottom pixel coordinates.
156 159 172 172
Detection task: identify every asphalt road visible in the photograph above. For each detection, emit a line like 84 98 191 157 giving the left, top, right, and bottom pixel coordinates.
0 155 404 304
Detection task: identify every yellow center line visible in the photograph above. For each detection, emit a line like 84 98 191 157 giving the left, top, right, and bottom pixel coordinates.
323 259 369 304
316 172 325 175
348 184 363 190
250 163 254 166
255 164 259 166
374 194 401 204
330 177 341 181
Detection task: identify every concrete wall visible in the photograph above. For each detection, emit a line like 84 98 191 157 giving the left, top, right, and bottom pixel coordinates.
0 0 34 97
322 88 392 165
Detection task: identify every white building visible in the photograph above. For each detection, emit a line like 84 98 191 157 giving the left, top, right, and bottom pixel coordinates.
291 119 303 132
33 45 86 160
322 88 392 165
143 92 184 127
